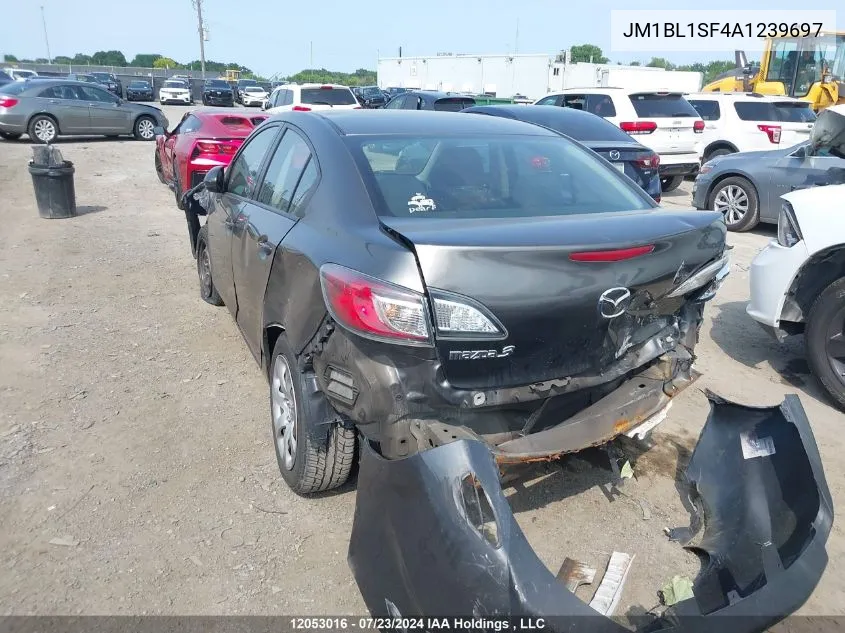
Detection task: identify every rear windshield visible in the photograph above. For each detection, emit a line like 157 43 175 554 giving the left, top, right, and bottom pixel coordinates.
351 135 652 220
164 81 187 89
301 87 356 105
512 110 639 142
629 93 699 118
434 97 476 112
0 82 29 95
734 101 817 122
91 73 110 80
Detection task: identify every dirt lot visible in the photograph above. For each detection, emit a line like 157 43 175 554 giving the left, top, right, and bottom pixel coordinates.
1 104 843 619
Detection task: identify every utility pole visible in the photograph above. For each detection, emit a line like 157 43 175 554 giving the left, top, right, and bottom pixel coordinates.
40 6 52 64
192 0 207 79
309 41 313 82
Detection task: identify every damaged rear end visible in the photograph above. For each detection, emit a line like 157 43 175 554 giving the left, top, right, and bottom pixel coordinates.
348 393 833 632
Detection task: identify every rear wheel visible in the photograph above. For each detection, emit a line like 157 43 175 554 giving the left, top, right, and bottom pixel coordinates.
806 278 845 411
173 160 184 210
269 334 356 495
154 152 166 184
708 176 759 232
705 148 733 161
660 176 684 192
0 131 22 141
28 115 58 144
134 116 156 141
196 226 223 306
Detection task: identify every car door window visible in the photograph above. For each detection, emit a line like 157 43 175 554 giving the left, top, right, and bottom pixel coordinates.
39 85 80 100
289 158 319 217
688 99 720 121
535 95 561 106
76 85 118 103
256 129 312 213
226 126 279 198
403 95 420 110
561 94 587 111
586 94 616 117
283 90 294 106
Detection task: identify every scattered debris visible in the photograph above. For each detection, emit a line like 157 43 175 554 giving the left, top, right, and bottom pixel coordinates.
238 476 246 483
619 460 634 479
589 552 635 616
659 575 694 606
147 232 160 237
68 390 88 401
556 557 596 592
253 505 288 516
220 528 244 548
49 537 78 548
79 420 95 430
187 555 204 568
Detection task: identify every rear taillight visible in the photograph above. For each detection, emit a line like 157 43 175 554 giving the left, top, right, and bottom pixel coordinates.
193 140 238 157
758 124 782 144
292 105 312 112
320 264 431 344
693 120 705 133
620 121 657 135
0 97 19 108
634 153 660 169
570 245 655 262
320 85 333 90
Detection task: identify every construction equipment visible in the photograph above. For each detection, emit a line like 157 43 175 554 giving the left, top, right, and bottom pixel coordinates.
224 69 240 82
702 32 845 112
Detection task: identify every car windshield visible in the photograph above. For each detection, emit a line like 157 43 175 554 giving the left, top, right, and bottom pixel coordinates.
129 81 150 88
363 87 382 96
301 87 356 105
629 93 700 117
245 86 263 92
351 135 652 220
164 81 187 89
206 80 229 87
91 73 110 80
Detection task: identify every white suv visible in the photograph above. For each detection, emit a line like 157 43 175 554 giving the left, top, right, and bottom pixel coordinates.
686 93 816 163
264 83 360 113
5 68 38 81
533 88 704 192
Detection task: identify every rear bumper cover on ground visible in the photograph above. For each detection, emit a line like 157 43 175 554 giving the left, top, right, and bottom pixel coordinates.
348 393 833 632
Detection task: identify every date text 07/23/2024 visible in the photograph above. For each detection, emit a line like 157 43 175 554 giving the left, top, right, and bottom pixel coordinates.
289 617 546 631
621 21 824 38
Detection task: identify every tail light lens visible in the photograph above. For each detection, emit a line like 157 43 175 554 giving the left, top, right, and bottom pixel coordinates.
758 124 782 144
693 120 705 133
430 294 503 336
0 97 19 108
620 121 657 135
634 152 660 169
193 140 238 157
320 264 431 344
292 105 312 112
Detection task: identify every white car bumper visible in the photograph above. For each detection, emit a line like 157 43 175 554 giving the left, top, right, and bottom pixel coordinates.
160 93 192 104
747 239 811 332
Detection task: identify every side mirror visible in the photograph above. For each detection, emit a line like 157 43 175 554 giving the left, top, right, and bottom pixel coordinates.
153 126 166 137
204 166 225 193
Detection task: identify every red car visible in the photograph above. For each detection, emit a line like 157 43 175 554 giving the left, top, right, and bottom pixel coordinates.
154 109 268 208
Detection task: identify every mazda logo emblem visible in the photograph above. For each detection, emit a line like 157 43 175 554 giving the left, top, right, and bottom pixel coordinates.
598 287 632 319
609 150 620 161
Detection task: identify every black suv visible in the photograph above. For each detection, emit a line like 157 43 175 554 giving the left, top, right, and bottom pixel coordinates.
202 79 235 106
358 85 387 108
126 80 154 101
90 72 122 96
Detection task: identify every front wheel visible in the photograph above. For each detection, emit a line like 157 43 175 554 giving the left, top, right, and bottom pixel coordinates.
708 176 759 232
134 116 156 141
806 278 845 411
660 175 684 192
196 226 224 306
270 334 356 495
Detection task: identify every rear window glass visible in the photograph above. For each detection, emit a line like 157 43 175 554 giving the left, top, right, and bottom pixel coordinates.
433 98 476 112
301 87 356 105
734 101 817 122
351 135 652 220
514 109 638 142
628 94 699 117
0 82 29 95
688 99 721 121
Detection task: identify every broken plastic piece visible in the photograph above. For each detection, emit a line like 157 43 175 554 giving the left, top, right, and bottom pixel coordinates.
589 551 635 616
619 460 634 479
556 557 596 593
659 575 695 606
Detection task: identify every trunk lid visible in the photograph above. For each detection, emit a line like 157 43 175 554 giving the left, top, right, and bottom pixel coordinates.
381 210 725 389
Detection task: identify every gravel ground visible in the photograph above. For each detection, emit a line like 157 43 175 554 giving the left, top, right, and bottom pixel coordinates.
0 105 843 620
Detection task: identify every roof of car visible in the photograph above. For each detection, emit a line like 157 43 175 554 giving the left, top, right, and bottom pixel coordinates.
547 87 685 96
301 109 560 136
685 92 808 103
401 90 473 99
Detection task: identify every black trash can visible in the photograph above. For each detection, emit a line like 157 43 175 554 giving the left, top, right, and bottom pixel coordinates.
29 160 77 219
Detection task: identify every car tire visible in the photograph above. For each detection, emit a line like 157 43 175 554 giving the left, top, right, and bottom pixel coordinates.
172 161 185 210
134 116 156 141
196 225 224 306
269 333 356 495
0 131 22 141
806 277 845 411
28 115 58 144
705 148 733 161
660 176 684 192
154 152 166 184
708 176 759 232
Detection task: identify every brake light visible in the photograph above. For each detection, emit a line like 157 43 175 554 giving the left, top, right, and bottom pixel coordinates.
570 245 655 262
320 264 430 344
693 120 705 133
758 124 781 144
320 85 333 90
0 97 19 108
193 140 238 156
620 121 657 135
292 105 312 112
634 153 660 169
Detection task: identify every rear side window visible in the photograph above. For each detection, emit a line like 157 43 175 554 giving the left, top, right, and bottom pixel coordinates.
433 98 475 112
629 93 699 117
226 126 278 197
688 99 721 121
734 101 817 122
0 82 29 95
586 94 617 117
179 115 202 134
353 135 652 220
39 85 80 100
535 95 561 106
256 130 313 213
300 87 356 106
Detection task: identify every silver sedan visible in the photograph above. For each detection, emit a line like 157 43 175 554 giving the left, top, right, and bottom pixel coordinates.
0 79 168 144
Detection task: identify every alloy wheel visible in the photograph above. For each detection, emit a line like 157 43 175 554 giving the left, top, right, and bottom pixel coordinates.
713 185 749 225
33 119 56 142
199 245 213 297
138 119 155 140
271 355 298 471
825 305 845 386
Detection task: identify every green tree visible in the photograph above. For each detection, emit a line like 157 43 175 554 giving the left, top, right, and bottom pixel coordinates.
646 57 676 70
130 53 163 67
72 53 92 65
53 55 73 64
569 44 609 64
3 54 18 62
629 60 641 66
34 58 49 64
91 50 127 66
153 56 180 69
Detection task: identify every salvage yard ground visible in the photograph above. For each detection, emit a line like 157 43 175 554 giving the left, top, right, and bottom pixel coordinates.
1 104 844 620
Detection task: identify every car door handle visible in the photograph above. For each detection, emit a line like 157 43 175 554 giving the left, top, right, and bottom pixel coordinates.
257 237 274 255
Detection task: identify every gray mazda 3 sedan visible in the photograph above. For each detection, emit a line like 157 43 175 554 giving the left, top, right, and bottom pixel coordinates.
0 79 168 143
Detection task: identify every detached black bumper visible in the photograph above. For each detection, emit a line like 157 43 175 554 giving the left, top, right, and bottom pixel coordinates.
204 95 234 105
348 393 833 632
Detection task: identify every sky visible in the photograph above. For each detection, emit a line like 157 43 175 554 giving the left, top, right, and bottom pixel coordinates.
0 0 842 78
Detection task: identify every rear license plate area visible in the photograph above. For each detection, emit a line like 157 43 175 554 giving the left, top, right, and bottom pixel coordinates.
613 163 625 173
